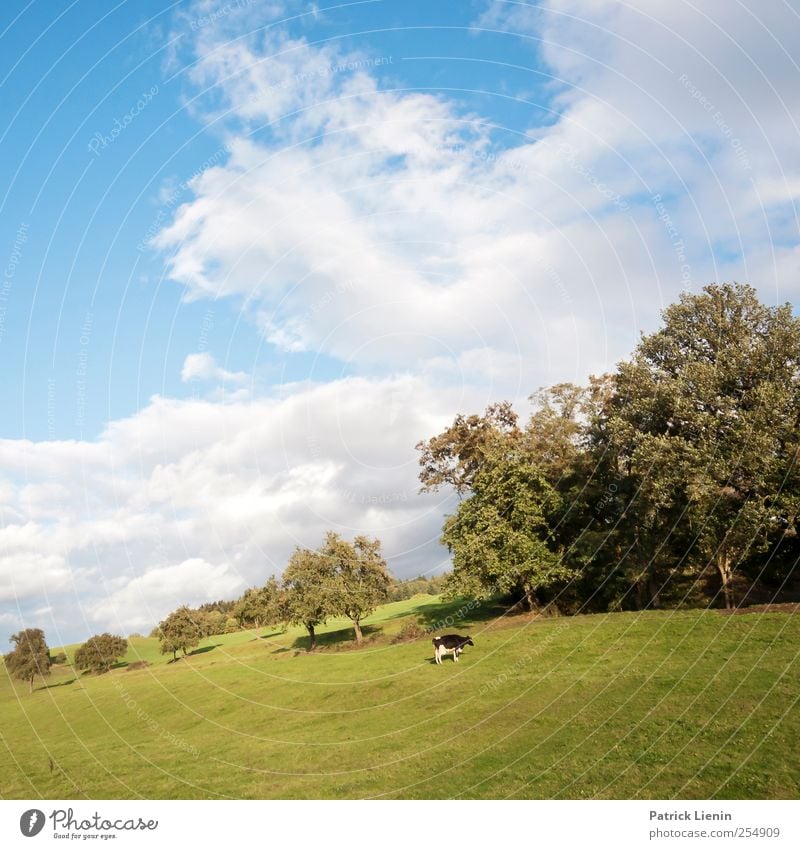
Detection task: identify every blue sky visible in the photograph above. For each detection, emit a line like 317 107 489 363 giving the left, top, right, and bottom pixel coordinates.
1 0 798 642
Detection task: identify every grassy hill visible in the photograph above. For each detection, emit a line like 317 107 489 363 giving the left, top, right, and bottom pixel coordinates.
2 595 798 799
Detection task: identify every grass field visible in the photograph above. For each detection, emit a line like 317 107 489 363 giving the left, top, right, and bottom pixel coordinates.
1 595 798 799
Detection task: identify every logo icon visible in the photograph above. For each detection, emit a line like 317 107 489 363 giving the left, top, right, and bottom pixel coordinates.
19 809 46 837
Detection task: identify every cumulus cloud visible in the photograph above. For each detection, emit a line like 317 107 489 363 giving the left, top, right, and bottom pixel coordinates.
181 352 248 385
5 0 798 643
0 376 469 641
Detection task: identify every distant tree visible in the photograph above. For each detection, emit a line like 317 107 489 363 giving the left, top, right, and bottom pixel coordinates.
74 633 128 674
283 547 338 650
4 629 51 693
323 533 391 645
156 607 203 661
233 578 285 633
442 455 574 610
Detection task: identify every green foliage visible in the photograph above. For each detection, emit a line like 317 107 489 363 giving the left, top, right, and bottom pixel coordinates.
233 577 284 631
388 574 447 601
601 283 800 608
442 455 574 609
282 546 339 650
73 633 128 674
323 532 391 644
416 401 520 494
422 284 800 614
156 607 203 661
4 629 51 693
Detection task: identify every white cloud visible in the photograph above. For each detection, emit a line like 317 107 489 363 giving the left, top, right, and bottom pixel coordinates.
0 376 470 640
181 352 248 385
6 0 798 643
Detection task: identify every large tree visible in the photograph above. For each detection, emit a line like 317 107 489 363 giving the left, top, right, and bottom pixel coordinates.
603 283 800 608
323 533 390 645
5 629 51 693
442 454 575 610
74 633 128 674
157 606 203 661
282 547 338 650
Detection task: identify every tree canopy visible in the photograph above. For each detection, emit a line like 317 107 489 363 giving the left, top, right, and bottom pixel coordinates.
282 546 339 650
157 606 203 661
324 532 390 644
74 633 128 674
421 283 800 613
4 628 51 693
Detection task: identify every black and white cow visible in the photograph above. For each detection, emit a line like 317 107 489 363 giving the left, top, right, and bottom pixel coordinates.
432 634 474 664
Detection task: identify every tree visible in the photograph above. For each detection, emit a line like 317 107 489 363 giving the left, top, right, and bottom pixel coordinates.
157 606 203 661
416 401 520 495
282 547 338 650
73 633 128 674
323 532 390 645
442 454 575 610
233 577 285 632
603 283 800 608
5 629 51 693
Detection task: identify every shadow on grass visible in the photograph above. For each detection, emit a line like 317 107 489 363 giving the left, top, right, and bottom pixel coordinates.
258 629 287 640
111 660 129 670
386 596 507 631
290 624 382 652
40 678 76 690
188 644 221 657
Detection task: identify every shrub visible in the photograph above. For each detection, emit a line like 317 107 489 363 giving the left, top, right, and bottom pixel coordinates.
392 618 427 643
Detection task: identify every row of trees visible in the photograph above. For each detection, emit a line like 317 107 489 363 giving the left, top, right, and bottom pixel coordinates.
3 629 130 692
154 532 392 654
418 284 800 612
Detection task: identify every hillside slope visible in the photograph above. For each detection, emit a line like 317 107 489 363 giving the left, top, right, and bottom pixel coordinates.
2 598 798 799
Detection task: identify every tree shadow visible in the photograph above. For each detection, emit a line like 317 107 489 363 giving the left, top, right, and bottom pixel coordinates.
290 624 382 651
386 596 506 631
40 678 76 690
258 629 287 640
188 644 221 656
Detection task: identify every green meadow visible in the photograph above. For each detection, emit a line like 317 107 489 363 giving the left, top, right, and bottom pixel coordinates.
1 596 798 799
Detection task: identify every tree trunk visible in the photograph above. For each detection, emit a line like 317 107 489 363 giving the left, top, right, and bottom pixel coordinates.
307 624 316 651
717 554 734 609
29 676 33 694
353 619 363 645
647 564 661 610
